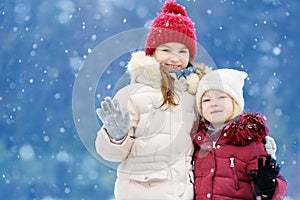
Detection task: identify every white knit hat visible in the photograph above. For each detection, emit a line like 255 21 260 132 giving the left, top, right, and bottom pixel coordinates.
196 68 248 115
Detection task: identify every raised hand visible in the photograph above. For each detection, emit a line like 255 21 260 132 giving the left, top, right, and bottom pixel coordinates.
96 97 130 141
251 155 280 196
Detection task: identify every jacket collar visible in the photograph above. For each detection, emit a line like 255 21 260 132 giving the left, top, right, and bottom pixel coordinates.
194 113 267 146
127 51 199 94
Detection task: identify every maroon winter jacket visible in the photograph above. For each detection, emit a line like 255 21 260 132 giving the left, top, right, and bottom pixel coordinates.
191 113 287 200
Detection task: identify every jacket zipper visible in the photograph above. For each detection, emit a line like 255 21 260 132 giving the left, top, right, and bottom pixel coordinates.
230 157 240 190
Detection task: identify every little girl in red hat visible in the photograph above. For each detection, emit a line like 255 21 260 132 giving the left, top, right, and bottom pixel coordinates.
95 1 209 199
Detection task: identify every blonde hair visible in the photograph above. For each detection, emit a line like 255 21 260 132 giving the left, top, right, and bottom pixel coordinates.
160 65 178 107
229 99 243 121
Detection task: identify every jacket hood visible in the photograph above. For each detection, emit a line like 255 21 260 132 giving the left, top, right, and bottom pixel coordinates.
223 113 269 145
127 51 201 94
128 51 161 83
193 113 268 146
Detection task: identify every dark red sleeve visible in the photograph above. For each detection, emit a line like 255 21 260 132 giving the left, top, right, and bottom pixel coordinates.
271 172 287 200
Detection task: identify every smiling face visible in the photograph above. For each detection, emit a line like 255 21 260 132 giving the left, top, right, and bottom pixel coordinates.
153 42 190 70
201 89 234 129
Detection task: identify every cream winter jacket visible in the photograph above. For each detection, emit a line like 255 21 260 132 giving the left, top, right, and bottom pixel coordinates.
95 51 203 200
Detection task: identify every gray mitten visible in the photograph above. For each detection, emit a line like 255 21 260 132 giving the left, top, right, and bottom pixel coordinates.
96 97 130 141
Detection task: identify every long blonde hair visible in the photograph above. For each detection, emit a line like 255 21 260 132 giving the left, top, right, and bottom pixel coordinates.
160 65 178 107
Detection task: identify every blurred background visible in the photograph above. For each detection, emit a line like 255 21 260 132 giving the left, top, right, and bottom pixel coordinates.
0 0 299 199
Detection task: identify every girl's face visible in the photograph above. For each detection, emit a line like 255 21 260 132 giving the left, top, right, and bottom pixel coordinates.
201 90 234 129
153 42 190 70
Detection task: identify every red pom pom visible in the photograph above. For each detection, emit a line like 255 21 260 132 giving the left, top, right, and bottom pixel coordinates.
162 1 187 16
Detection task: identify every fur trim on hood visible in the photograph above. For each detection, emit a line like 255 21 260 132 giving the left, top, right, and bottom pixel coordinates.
127 51 208 95
192 113 269 146
223 113 269 145
127 51 161 83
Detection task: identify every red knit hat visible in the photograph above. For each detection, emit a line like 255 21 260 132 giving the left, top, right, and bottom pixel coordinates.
145 0 197 61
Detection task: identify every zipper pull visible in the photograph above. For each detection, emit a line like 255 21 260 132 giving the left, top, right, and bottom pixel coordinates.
212 141 216 149
230 157 240 190
230 157 234 167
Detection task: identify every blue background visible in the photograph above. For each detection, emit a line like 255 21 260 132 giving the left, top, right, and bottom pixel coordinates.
1 0 299 199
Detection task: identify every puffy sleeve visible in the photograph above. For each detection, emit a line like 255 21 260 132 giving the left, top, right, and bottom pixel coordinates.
272 173 287 200
95 127 135 162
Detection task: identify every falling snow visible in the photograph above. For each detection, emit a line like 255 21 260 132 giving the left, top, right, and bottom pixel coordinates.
0 0 299 199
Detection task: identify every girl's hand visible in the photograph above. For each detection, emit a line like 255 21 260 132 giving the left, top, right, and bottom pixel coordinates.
96 97 130 141
251 155 280 197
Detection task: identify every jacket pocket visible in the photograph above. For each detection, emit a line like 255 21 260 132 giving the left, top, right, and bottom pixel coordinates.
130 169 168 183
229 157 240 190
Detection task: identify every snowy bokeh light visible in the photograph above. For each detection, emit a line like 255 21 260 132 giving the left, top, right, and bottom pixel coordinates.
1 0 299 199
19 144 35 161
